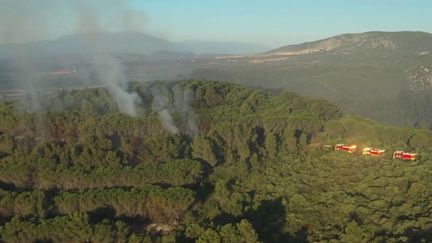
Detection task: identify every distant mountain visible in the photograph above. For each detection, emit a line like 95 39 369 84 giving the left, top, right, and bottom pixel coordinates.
266 31 432 56
0 32 186 58
181 41 269 55
0 32 267 58
189 31 432 128
3 31 432 128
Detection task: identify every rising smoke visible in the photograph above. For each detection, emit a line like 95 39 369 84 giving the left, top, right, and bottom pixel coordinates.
91 55 140 116
0 0 199 135
72 0 146 116
0 0 148 115
0 1 49 136
1 1 46 111
174 87 199 137
151 85 179 134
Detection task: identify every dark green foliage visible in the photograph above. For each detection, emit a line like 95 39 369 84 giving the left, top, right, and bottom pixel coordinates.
186 32 432 128
192 135 222 166
0 213 131 243
55 186 195 223
0 157 203 190
1 80 432 242
186 219 260 243
0 189 47 218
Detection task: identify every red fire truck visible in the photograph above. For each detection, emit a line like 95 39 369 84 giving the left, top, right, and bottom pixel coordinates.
362 147 386 156
335 144 357 153
392 151 417 161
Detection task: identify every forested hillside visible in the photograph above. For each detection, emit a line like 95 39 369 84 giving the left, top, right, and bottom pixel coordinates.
3 32 432 128
0 80 432 242
190 32 432 129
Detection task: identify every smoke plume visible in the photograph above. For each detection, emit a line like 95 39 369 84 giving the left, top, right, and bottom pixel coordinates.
0 0 200 134
0 0 148 45
174 87 199 137
0 0 149 115
92 55 139 116
151 86 179 134
72 0 147 116
1 1 45 111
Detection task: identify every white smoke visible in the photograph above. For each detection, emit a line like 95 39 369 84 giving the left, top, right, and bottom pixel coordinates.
151 86 179 134
10 56 43 112
157 109 179 134
72 0 146 116
92 55 139 116
0 0 199 134
174 87 199 137
0 0 148 116
0 1 44 112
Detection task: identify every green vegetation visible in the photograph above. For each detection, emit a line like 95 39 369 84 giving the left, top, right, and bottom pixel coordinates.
189 32 432 129
0 80 432 242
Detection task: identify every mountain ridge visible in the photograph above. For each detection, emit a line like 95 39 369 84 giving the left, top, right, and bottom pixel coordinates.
0 31 269 57
188 31 432 128
265 31 432 56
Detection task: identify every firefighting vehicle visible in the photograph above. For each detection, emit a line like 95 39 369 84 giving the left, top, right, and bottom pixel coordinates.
362 147 386 156
392 151 417 161
335 144 357 153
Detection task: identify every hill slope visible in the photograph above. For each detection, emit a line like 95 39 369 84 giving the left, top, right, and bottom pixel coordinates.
190 31 432 128
0 32 182 57
1 80 432 242
267 31 432 55
2 31 432 128
0 32 268 58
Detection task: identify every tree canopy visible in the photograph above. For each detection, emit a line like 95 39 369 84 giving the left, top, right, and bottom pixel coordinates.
0 80 431 242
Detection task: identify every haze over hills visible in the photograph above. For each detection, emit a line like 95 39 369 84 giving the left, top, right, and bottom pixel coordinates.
3 1 432 242
190 31 432 128
0 32 269 58
2 31 432 128
266 31 432 56
181 40 270 55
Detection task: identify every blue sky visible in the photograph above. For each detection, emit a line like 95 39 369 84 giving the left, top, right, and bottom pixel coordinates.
1 0 432 47
133 0 432 46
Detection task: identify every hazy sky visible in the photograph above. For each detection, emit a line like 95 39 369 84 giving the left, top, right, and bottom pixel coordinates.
1 0 432 47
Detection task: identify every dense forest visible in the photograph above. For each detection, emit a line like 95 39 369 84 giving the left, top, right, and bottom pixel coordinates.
0 80 432 242
187 32 432 129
